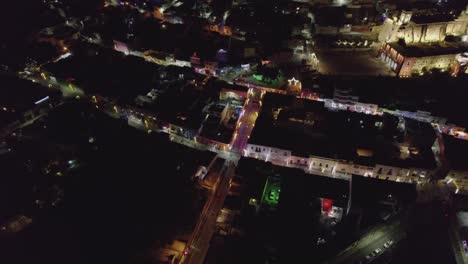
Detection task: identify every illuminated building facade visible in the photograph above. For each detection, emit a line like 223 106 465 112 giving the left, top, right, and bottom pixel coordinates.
378 42 466 77
245 144 431 184
378 8 468 44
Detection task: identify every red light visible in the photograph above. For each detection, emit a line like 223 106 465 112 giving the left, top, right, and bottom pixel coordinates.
322 198 333 213
183 251 189 255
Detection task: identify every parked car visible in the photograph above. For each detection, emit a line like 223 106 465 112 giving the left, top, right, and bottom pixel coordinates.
384 240 394 248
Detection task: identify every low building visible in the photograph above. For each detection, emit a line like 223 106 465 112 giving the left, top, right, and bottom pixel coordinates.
324 87 380 115
444 134 468 195
378 41 467 76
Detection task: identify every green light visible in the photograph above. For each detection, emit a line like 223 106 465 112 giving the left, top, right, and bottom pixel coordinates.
253 74 263 81
261 176 281 207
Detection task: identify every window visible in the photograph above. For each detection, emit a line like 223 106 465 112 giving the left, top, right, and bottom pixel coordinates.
388 169 393 175
377 168 383 174
319 163 322 167
325 164 329 168
284 152 288 156
255 147 261 152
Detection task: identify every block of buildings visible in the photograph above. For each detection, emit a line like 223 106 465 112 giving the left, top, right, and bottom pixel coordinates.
245 93 437 184
378 41 467 76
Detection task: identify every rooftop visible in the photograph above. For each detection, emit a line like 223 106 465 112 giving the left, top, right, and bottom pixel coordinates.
410 13 459 24
444 134 468 170
249 93 436 169
388 41 468 58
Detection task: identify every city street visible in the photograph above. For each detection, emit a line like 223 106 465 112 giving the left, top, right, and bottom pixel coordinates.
326 218 405 264
19 71 84 98
181 159 236 264
230 88 263 153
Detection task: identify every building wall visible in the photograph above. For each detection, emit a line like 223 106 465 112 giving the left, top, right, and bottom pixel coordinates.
379 42 457 76
373 164 428 183
399 57 417 77
379 12 468 43
412 54 455 72
245 144 291 165
324 98 380 115
378 18 403 42
245 143 431 184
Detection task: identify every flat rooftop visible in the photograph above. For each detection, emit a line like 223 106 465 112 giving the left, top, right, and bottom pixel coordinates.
249 93 436 169
411 13 458 24
388 41 468 58
444 134 468 170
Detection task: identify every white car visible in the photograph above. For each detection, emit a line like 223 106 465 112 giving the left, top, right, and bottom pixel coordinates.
384 240 394 248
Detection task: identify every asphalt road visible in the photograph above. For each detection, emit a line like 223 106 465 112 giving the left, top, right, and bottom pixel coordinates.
181 160 236 264
327 218 405 264
230 89 262 153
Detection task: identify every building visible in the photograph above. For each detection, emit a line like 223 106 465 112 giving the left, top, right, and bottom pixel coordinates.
245 93 437 184
323 87 380 115
378 41 467 76
443 134 468 195
378 8 468 43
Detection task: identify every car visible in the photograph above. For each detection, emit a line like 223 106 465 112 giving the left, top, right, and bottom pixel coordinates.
374 248 382 254
384 240 394 248
368 251 376 258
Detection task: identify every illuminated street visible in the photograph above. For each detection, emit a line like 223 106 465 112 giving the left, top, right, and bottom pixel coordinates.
230 88 263 153
182 159 237 264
